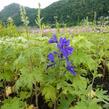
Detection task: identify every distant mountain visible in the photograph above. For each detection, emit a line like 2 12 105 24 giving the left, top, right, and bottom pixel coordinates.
0 3 36 26
0 0 109 26
42 0 109 25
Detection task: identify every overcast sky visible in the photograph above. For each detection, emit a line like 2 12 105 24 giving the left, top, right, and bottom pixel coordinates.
0 0 59 11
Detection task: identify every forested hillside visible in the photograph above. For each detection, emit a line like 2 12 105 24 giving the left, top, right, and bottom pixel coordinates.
0 0 109 26
0 3 36 26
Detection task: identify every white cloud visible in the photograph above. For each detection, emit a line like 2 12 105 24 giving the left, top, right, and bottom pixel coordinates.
0 0 59 11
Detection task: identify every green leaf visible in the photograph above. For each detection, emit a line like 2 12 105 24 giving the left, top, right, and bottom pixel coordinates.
1 71 14 81
72 50 97 71
1 97 24 109
19 91 31 100
58 94 74 109
15 68 33 90
73 100 102 109
96 89 109 103
42 85 56 102
34 69 44 82
73 76 87 92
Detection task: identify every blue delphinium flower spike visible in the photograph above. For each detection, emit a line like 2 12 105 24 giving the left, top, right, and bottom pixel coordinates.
48 35 76 76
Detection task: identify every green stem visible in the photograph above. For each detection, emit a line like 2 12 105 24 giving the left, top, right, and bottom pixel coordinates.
54 100 57 109
35 83 39 109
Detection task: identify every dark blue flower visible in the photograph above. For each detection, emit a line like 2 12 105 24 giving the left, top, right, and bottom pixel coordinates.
66 61 76 75
48 53 55 62
48 35 76 76
57 37 73 58
49 34 58 43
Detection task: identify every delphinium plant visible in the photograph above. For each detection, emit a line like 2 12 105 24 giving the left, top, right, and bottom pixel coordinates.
20 6 29 37
0 17 19 37
54 16 60 33
41 34 76 109
6 17 19 37
48 34 76 75
35 3 43 37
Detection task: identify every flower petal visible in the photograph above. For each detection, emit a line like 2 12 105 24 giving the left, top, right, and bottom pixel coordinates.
66 61 76 75
49 34 58 43
57 37 73 58
48 53 55 62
